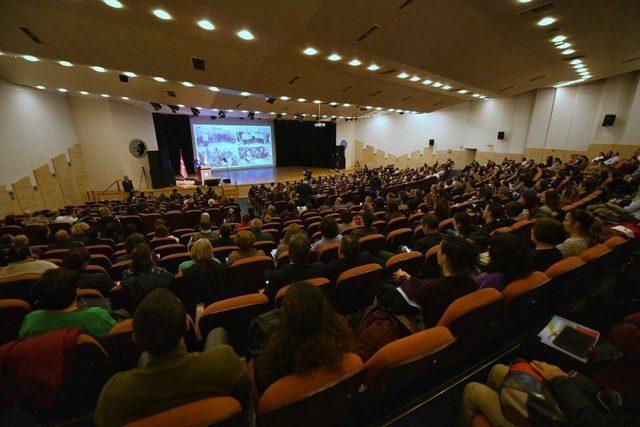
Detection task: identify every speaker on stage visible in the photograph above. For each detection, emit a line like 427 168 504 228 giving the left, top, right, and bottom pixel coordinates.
333 146 346 169
148 150 176 188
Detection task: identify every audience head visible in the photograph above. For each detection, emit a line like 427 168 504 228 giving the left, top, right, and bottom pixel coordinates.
468 231 491 253
543 189 562 212
241 212 252 224
0 234 13 246
288 233 311 264
421 213 440 232
362 211 375 228
488 234 533 283
71 222 90 237
564 209 602 244
250 219 263 234
339 234 360 259
55 230 70 242
12 234 29 247
483 202 504 224
200 218 212 231
340 210 353 225
130 243 155 273
234 230 256 251
8 244 31 262
190 238 213 262
33 268 79 310
437 236 478 276
62 247 91 271
219 223 232 239
319 217 339 239
125 233 146 254
154 224 170 238
453 212 474 237
505 201 523 219
532 218 566 246
133 288 185 356
4 214 16 225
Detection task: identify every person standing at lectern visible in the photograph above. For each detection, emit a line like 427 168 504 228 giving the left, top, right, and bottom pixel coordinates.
122 175 134 201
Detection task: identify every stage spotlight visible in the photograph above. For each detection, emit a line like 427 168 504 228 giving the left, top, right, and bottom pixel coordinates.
209 115 217 120
168 105 179 113
248 112 255 120
191 107 200 117
150 102 163 111
218 110 226 118
266 97 276 104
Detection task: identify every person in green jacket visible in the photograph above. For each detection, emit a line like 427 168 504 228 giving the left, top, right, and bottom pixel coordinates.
19 268 115 338
95 288 248 427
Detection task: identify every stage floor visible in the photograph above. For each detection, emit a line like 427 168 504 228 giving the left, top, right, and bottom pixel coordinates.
182 166 335 186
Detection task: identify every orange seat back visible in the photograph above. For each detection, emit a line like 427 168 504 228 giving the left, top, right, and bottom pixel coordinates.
437 288 503 336
604 236 627 248
501 271 550 303
544 256 585 278
580 244 611 262
125 396 243 427
385 251 424 276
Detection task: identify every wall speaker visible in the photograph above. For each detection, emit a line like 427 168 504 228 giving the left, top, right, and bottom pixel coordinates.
602 114 616 127
497 131 505 140
428 139 435 146
222 178 232 184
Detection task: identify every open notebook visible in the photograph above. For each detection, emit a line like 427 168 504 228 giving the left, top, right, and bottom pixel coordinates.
538 315 600 363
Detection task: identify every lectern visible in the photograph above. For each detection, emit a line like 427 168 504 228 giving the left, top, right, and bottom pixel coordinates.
197 166 212 182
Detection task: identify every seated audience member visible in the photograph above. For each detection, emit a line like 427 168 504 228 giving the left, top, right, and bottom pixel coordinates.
541 189 563 218
458 360 640 427
154 224 178 243
234 213 252 232
187 218 217 247
115 232 146 263
531 218 565 271
30 225 52 246
227 231 265 265
387 199 403 220
281 201 300 224
326 235 382 282
0 244 58 279
453 212 478 238
3 213 17 225
19 269 115 338
173 238 228 316
181 236 221 272
557 209 602 258
274 223 304 261
562 183 581 206
481 202 507 235
475 234 533 291
351 211 378 240
47 230 84 250
211 223 235 248
503 201 523 226
264 233 326 302
522 189 548 220
311 217 342 252
250 219 274 241
394 236 478 327
413 213 445 254
262 204 276 223
121 243 173 309
94 289 248 426
54 209 76 224
338 210 357 232
62 247 114 296
254 282 353 394
70 222 94 245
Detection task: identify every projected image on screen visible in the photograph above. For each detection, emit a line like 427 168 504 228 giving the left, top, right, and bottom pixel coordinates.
192 124 274 169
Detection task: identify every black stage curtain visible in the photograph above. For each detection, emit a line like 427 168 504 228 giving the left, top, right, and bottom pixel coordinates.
152 113 195 174
274 121 336 168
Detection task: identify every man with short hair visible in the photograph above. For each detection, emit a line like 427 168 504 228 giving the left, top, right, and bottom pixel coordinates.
47 230 83 251
250 219 274 241
481 202 506 235
211 223 235 248
0 244 58 279
326 234 382 282
264 233 326 302
62 247 114 296
351 211 378 240
115 232 146 263
413 214 445 254
187 218 218 248
95 288 248 426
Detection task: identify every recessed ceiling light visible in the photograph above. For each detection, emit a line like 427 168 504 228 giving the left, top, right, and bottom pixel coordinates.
472 93 481 98
269 112 276 115
443 85 452 90
375 107 382 111
422 79 432 85
327 53 342 61
388 108 395 112
574 64 586 69
152 9 172 20
197 19 215 30
551 35 567 44
153 76 167 82
102 0 124 8
409 75 421 82
121 96 129 100
562 49 575 55
178 104 185 108
240 91 250 97
237 29 254 40
537 16 556 26
58 60 73 67
342 103 351 107
517 0 532 3
432 82 443 87
255 111 261 114
330 102 338 106
313 100 322 104
80 91 89 95
457 89 468 94
303 47 318 56
279 96 290 101
348 59 362 66
569 59 582 65
241 109 248 113
36 85 45 90
397 72 409 79
297 98 306 102
555 42 572 49
91 66 107 73
101 94 109 98
281 112 287 116
23 55 39 62
365 106 372 110
123 71 137 77
182 81 194 87
58 88 67 93
479 95 486 99
367 64 380 71
209 86 219 92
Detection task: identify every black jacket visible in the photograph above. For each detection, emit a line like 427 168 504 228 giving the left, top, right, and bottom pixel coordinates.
325 252 383 283
264 262 327 302
171 260 228 316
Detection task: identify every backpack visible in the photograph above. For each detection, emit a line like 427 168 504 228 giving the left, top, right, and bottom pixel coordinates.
246 308 281 357
500 359 567 427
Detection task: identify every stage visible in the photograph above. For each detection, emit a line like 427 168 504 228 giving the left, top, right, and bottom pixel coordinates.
177 166 336 187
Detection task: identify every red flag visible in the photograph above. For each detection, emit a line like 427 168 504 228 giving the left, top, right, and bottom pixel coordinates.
179 150 188 179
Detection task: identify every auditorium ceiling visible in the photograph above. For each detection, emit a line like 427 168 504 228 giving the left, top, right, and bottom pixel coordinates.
0 0 639 119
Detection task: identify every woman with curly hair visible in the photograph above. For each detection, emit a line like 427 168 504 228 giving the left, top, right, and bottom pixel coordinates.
255 282 354 393
475 233 533 291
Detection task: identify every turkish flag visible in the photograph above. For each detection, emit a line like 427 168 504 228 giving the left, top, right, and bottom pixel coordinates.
179 150 188 179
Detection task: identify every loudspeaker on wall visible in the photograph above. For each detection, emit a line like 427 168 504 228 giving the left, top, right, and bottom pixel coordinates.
602 114 616 127
497 131 505 140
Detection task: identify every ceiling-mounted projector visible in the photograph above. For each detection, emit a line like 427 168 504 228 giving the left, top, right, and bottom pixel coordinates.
314 122 326 127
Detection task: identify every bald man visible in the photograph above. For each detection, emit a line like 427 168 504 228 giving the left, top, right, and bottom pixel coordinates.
47 230 83 251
